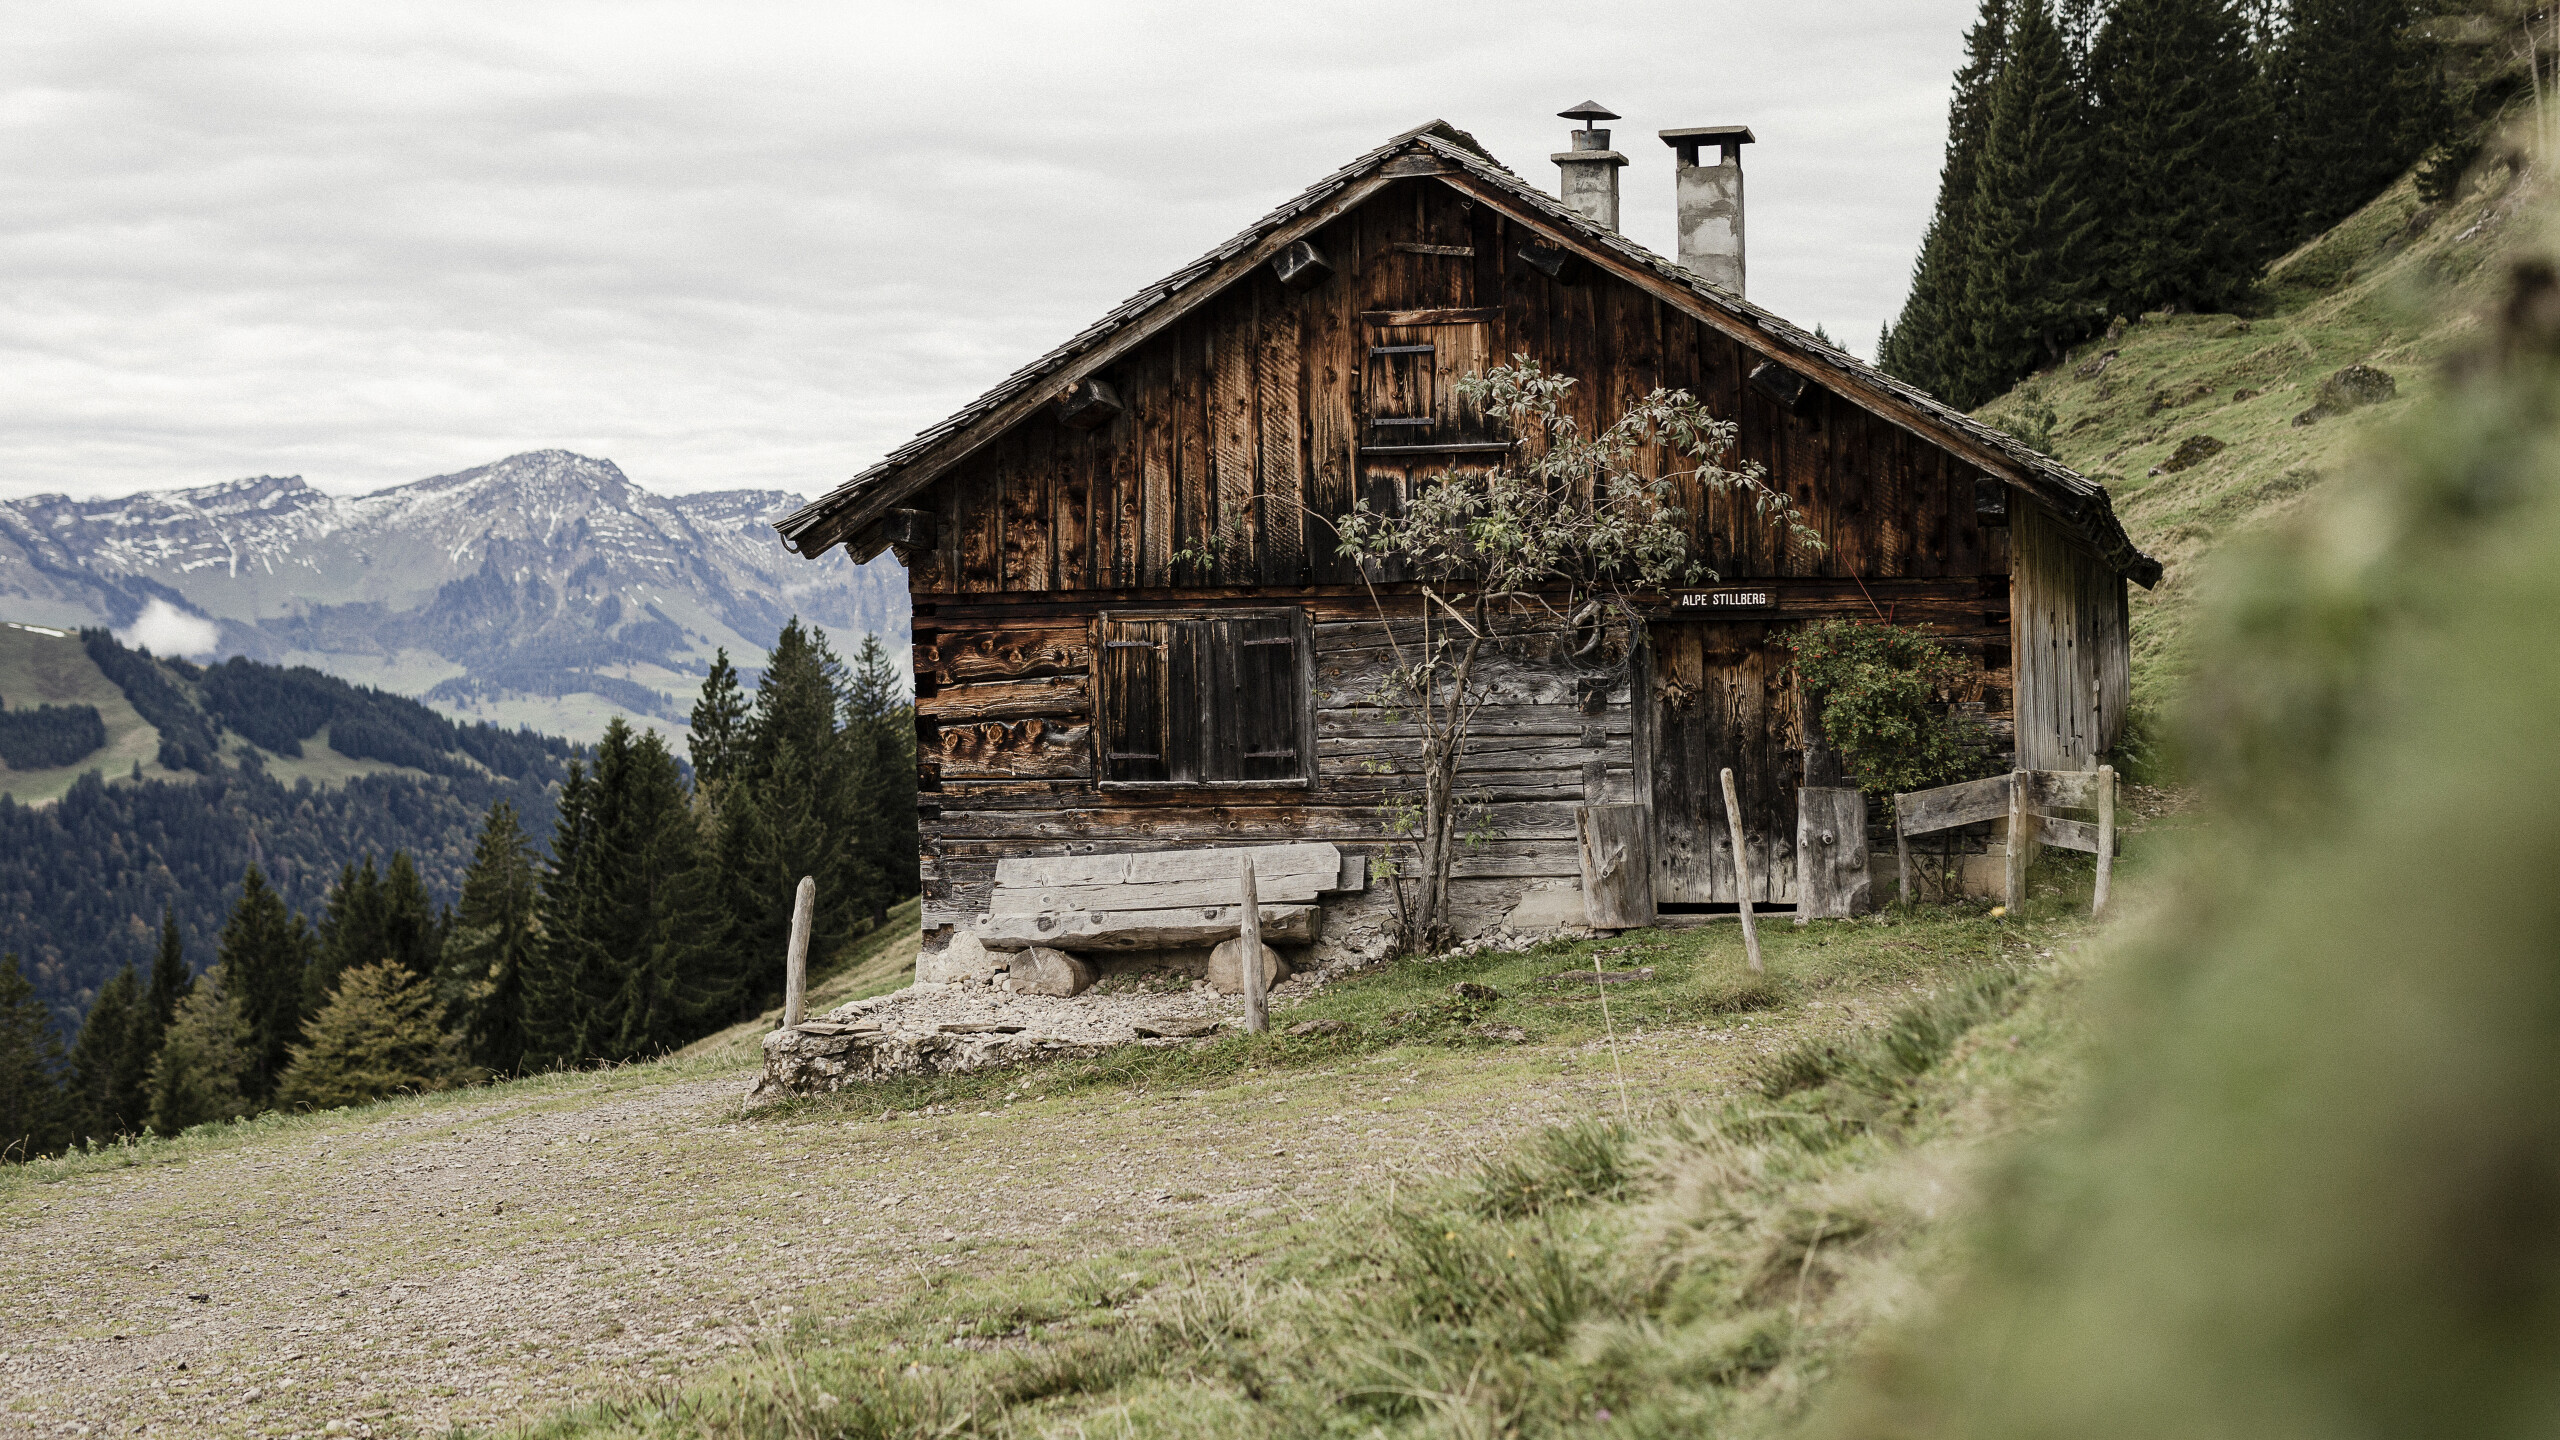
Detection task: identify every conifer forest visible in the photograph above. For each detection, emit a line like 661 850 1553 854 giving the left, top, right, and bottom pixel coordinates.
0 621 915 1159
1878 0 2456 408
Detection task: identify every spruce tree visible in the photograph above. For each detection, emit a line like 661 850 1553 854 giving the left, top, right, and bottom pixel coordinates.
436 801 541 1075
0 953 68 1162
1961 0 2103 398
2269 0 2440 249
845 633 919 924
527 721 731 1067
522 759 606 1070
147 906 192 1041
1881 0 2012 397
307 857 384 1012
688 648 750 794
145 964 254 1135
65 965 150 1140
716 621 874 1009
276 961 464 1110
2088 0 2276 315
219 866 314 1105
307 853 437 1009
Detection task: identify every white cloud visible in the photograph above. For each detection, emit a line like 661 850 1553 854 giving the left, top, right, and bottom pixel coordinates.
0 2 1974 502
118 598 221 658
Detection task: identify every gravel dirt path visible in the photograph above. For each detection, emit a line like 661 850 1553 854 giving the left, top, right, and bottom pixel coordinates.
0 999 1896 1439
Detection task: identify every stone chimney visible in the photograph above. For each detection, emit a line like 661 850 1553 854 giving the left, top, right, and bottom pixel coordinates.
1552 101 1627 232
1659 125 1755 296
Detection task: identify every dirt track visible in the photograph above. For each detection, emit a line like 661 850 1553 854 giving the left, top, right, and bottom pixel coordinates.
0 1020 1800 1438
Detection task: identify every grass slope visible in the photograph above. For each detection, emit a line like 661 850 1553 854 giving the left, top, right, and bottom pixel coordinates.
0 622 524 805
532 914 2101 1440
1974 160 2540 714
0 880 2124 1438
0 622 182 804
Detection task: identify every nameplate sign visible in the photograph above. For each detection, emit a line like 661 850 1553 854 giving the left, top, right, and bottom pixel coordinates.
1671 589 1777 611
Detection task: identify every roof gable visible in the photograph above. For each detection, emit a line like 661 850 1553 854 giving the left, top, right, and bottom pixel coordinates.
778 123 2159 588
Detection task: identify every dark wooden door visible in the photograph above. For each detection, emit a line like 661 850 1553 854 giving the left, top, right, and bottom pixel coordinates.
1648 620 1801 905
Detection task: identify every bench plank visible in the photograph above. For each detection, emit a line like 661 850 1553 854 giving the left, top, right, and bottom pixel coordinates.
993 853 1133 887
1123 843 1342 885
990 870 1335 914
974 903 1322 953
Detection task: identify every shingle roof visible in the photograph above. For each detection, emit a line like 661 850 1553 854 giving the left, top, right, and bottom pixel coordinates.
778 122 2160 588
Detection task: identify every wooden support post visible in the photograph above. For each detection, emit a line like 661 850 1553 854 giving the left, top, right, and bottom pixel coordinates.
1576 802 1656 929
1721 767 1763 974
1895 796 1913 907
2004 771 2035 913
784 875 815 1028
1239 856 1268 1034
2093 764 2116 917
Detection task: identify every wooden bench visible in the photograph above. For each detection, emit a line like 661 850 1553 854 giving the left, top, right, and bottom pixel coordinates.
970 842 1364 953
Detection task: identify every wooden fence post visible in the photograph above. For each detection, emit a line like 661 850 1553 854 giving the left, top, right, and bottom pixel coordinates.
1239 855 1268 1034
2093 764 2116 917
1721 767 1763 973
784 875 815 1028
1894 795 1913 907
1576 802 1656 929
2004 771 2035 913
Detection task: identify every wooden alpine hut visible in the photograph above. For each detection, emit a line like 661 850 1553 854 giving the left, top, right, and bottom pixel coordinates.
775 110 2159 976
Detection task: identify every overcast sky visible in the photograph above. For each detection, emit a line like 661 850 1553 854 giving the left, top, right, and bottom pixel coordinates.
0 2 1974 504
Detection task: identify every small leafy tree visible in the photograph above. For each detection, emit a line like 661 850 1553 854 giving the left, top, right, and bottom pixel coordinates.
1786 619 1988 797
144 963 254 1136
1335 359 1817 952
276 960 466 1111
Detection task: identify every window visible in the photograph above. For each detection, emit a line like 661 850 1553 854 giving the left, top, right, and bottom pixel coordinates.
1094 609 1311 787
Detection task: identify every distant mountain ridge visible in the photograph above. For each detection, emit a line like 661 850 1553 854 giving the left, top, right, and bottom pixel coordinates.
0 450 907 738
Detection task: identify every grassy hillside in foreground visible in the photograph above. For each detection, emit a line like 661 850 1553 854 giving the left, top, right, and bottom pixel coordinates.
1975 157 2542 715
0 849 2145 1437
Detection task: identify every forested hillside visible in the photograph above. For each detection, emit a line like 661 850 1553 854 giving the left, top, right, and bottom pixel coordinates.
0 629 579 1036
0 618 916 1158
1886 0 2539 718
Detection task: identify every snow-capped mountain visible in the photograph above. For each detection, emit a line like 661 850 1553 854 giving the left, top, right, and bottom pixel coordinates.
0 450 907 738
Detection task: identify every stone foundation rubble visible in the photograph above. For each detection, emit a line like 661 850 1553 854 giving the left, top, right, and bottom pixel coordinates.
748 967 1328 1102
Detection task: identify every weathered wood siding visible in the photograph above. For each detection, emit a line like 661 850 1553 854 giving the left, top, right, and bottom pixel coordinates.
917 593 1635 947
899 175 2119 938
2009 503 2131 771
906 179 2002 599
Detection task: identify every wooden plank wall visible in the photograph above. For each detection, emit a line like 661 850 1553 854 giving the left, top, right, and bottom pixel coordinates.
895 174 2127 942
916 593 1636 946
905 179 2001 599
2010 503 2131 771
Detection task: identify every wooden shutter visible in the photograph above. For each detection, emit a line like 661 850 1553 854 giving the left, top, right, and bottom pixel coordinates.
1207 612 1305 782
1097 618 1173 783
1360 318 1496 452
1097 609 1306 786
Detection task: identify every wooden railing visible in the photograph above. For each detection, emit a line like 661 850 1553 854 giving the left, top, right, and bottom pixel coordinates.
1894 767 2117 915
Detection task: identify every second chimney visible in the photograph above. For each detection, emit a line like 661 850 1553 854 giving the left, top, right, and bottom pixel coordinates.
1553 101 1628 232
1660 126 1755 296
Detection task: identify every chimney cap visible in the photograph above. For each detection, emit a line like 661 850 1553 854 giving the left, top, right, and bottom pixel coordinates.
1660 125 1757 147
1558 101 1620 124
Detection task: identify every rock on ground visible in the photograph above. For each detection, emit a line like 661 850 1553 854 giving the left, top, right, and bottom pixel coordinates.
1205 938 1294 996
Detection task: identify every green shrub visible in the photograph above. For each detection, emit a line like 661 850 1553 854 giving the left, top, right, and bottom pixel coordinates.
1788 619 1994 797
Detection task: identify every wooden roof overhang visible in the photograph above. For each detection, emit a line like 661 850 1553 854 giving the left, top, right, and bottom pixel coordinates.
779 122 2162 589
